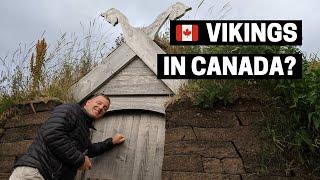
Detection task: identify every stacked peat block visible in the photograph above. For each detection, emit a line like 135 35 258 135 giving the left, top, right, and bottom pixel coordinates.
0 100 61 180
162 98 294 180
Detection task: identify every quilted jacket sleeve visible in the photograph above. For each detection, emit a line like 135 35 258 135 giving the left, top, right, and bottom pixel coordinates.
87 138 114 158
41 104 85 168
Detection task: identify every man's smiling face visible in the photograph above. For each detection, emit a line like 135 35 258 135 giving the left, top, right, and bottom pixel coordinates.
84 95 110 119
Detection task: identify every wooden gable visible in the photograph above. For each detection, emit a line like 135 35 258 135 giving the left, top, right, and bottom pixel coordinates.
96 56 172 96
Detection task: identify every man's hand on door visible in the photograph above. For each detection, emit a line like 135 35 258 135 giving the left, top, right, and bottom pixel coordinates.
112 133 125 145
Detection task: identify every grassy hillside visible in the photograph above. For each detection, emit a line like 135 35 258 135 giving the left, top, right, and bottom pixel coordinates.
156 35 320 176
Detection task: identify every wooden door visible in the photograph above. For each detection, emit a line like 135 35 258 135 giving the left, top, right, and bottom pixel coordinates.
83 111 165 180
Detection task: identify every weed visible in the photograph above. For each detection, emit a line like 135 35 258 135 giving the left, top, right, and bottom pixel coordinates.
192 79 234 108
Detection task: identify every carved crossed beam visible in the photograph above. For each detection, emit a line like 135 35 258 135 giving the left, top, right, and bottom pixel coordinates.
101 2 191 92
70 3 190 101
102 3 190 42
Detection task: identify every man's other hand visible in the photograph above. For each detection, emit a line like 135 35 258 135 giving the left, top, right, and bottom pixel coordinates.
112 133 125 145
79 156 92 170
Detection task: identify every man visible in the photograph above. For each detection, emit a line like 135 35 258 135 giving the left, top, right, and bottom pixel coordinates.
9 93 125 180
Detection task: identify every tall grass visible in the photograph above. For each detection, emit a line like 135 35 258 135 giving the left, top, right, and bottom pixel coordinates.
0 20 112 111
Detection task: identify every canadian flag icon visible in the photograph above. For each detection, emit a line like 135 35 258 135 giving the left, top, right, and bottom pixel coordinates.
176 24 199 41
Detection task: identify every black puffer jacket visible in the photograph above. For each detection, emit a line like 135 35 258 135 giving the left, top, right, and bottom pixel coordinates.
14 103 114 180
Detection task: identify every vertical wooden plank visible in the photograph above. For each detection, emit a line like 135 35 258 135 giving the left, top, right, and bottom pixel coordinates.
99 114 117 178
103 114 116 139
153 115 166 179
117 113 134 178
132 114 150 180
144 114 159 179
122 113 141 180
90 117 104 143
113 113 133 178
118 112 133 159
107 114 122 179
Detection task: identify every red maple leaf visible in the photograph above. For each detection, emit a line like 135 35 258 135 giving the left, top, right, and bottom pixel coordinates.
183 28 192 37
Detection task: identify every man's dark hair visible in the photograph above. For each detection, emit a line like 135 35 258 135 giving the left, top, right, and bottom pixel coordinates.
89 93 111 103
81 93 110 106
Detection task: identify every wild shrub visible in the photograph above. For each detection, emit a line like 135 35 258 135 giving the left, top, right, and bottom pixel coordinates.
265 59 320 173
